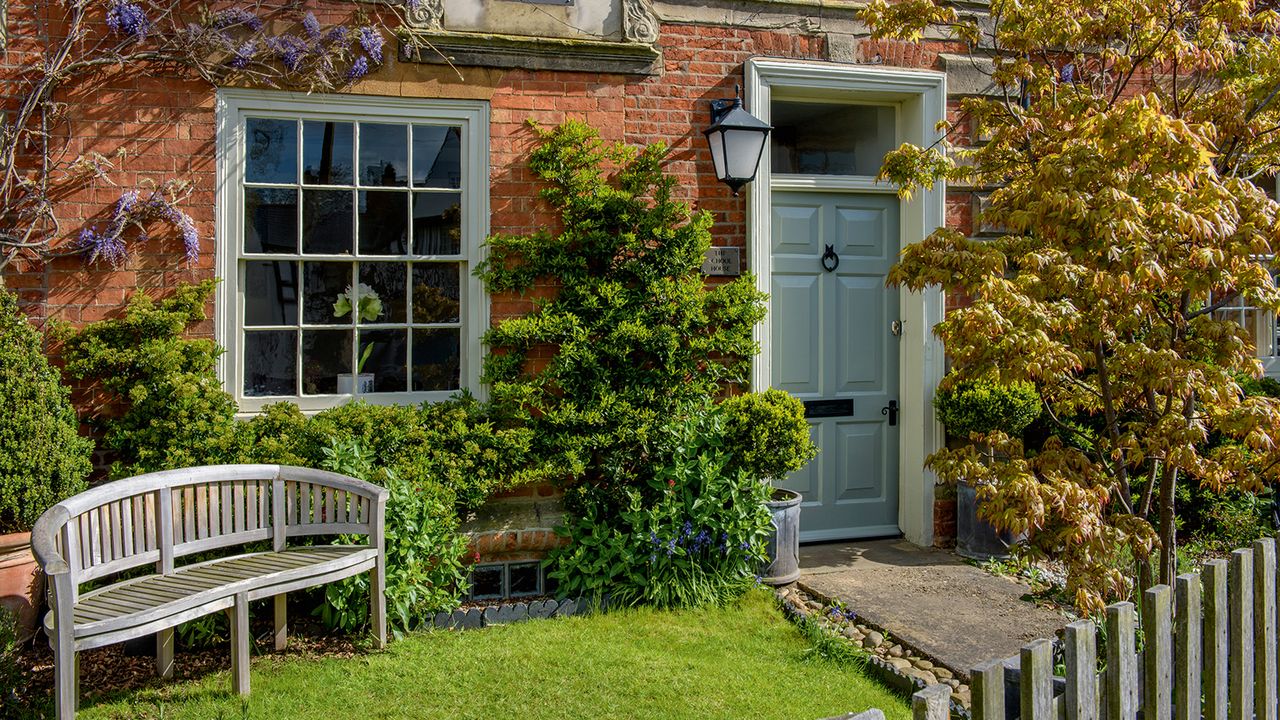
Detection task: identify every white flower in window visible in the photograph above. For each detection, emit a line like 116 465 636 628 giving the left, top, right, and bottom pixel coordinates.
333 283 383 323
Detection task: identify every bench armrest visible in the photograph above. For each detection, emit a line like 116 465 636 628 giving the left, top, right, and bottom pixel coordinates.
30 505 71 576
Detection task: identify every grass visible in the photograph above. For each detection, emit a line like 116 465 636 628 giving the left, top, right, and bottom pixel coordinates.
79 590 910 720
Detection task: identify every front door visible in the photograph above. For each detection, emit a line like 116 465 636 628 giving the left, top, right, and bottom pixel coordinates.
770 190 900 541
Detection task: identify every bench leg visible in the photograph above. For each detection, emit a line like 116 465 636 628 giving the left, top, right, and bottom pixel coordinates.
53 636 76 720
157 627 175 679
371 557 386 649
230 591 250 696
273 594 287 651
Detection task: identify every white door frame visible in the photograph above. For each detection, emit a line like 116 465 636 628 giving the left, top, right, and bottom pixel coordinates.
745 58 947 547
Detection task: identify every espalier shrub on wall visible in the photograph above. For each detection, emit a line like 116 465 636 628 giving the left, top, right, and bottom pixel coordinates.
58 279 237 479
0 288 92 534
477 119 768 488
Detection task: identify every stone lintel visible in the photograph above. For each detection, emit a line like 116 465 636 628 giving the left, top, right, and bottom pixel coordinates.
401 31 661 76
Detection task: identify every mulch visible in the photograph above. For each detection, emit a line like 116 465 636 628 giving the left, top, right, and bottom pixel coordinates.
11 616 367 711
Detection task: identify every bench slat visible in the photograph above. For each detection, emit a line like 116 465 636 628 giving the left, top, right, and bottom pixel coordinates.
220 481 233 537
110 500 124 561
259 480 270 529
121 498 135 559
285 481 297 526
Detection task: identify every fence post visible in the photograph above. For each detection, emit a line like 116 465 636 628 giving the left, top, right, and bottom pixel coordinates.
1230 548 1255 720
971 659 1005 720
1175 572 1202 720
1022 638 1054 720
1255 538 1277 720
1205 559 1229 720
1143 585 1174 720
912 684 952 720
1065 619 1099 720
1106 602 1138 720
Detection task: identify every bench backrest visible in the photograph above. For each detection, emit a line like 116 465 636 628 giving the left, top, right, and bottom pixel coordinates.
31 464 388 601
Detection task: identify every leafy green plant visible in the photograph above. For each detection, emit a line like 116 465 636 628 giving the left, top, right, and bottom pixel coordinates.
477 119 767 489
0 287 92 533
720 389 817 481
58 279 237 478
176 613 228 650
932 377 1041 439
0 609 21 715
315 438 469 638
547 403 773 608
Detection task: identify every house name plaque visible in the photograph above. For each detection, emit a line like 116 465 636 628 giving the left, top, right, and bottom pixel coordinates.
702 247 741 277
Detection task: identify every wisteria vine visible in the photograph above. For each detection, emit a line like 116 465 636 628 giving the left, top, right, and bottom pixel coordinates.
1 0 422 274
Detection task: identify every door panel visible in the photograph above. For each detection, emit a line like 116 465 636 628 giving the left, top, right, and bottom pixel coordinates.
772 190 900 541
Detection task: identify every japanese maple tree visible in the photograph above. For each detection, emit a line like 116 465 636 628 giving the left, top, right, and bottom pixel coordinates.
865 0 1280 610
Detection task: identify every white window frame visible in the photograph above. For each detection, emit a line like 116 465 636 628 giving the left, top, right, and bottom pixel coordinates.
214 89 490 413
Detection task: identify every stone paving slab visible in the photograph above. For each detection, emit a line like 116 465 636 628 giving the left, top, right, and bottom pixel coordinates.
798 539 1071 678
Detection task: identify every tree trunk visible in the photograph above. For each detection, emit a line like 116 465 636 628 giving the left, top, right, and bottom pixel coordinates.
1158 463 1179 587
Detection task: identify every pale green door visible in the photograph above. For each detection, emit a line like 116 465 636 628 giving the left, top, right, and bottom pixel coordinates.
770 191 900 541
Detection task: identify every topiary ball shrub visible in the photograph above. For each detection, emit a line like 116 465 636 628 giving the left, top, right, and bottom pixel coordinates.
0 288 92 533
720 389 817 481
933 377 1041 439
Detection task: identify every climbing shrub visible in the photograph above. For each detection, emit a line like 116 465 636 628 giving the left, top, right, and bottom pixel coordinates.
59 280 237 479
477 119 767 488
0 287 92 533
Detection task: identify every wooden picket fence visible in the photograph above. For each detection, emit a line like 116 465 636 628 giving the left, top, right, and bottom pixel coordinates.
908 537 1280 720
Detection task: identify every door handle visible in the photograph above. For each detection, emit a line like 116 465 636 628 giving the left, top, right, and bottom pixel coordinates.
881 400 898 426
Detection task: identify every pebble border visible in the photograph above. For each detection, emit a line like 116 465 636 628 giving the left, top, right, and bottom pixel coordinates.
775 585 973 718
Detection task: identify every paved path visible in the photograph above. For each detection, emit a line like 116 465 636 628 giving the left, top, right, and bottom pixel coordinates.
799 539 1071 678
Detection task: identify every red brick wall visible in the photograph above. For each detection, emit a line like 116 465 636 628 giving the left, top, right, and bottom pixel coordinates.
4 17 970 329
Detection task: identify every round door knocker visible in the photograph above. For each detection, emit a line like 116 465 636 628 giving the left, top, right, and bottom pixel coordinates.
821 244 840 272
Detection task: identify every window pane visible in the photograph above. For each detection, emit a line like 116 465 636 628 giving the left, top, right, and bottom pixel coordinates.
302 189 354 255
770 102 895 176
359 263 407 324
359 123 408 187
412 263 460 323
244 330 296 396
304 262 353 325
246 118 297 183
359 329 407 393
244 188 297 253
413 328 460 391
413 126 462 189
358 191 410 255
244 261 297 326
412 193 461 255
302 329 352 395
303 121 354 185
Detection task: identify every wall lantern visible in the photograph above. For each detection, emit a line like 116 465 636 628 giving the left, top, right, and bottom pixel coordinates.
703 87 772 195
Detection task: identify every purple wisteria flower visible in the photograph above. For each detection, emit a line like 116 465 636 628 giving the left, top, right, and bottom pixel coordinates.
106 0 150 41
358 26 384 64
325 26 349 45
78 227 127 267
229 39 257 69
268 34 309 72
347 55 369 80
213 7 264 31
302 12 322 40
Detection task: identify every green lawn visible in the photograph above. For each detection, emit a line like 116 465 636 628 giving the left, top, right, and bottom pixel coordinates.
80 590 910 720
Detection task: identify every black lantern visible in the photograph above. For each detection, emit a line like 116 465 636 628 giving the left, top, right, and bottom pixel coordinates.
703 87 772 195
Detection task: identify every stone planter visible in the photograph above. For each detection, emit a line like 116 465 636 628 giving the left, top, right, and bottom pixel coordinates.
761 488 802 585
955 481 1022 561
0 530 44 642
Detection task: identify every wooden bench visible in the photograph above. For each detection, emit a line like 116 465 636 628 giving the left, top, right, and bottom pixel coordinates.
30 464 389 720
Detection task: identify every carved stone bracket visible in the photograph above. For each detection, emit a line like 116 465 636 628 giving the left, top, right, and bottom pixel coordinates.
622 0 659 44
407 0 445 30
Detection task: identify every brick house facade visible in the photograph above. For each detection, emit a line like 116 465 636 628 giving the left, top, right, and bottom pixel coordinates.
4 0 994 556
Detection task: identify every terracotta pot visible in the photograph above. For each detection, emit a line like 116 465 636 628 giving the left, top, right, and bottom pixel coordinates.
0 531 44 642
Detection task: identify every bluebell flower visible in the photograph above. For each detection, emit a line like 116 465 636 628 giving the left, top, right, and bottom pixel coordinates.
680 520 693 542
347 55 370 80
648 531 660 547
666 538 677 557
213 8 264 31
106 0 150 41
358 26 384 64
739 540 751 551
302 12 322 40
